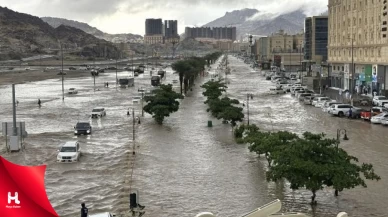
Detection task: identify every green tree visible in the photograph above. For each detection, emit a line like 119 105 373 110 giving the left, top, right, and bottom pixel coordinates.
143 84 183 124
201 80 227 102
172 60 191 95
266 132 381 204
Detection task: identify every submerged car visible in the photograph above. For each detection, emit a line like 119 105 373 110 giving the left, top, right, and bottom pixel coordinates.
57 141 81 163
91 108 106 118
371 113 388 124
68 88 78 94
74 122 92 135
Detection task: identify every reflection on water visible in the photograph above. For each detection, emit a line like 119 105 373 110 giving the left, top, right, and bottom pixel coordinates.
0 60 387 217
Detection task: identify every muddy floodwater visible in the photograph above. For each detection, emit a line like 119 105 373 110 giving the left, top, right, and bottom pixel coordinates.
0 57 387 217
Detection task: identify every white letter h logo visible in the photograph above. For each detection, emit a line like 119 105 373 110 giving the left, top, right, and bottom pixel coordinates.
8 192 20 204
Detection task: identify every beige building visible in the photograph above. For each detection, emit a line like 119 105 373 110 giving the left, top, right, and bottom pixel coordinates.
328 0 388 94
253 30 304 71
144 35 164 45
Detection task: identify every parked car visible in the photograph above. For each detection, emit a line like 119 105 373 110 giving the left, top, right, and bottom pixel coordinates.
69 67 76 70
74 122 92 135
372 96 388 106
89 212 116 217
91 107 106 118
345 108 366 119
298 93 312 101
329 104 353 117
291 87 304 96
56 141 81 163
304 96 316 105
315 97 331 108
371 113 388 124
360 107 388 121
322 102 341 113
269 87 286 95
68 88 78 94
381 116 388 126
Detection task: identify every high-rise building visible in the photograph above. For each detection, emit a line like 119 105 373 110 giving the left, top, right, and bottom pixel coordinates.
144 19 163 44
304 16 328 63
145 19 163 35
164 20 180 43
184 27 236 41
328 0 388 95
164 20 178 38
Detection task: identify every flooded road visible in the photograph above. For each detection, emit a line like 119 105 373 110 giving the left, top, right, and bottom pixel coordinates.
0 56 387 217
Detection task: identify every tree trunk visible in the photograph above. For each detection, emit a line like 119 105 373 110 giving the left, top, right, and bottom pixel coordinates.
311 190 317 205
179 73 183 94
184 78 189 94
334 189 339 196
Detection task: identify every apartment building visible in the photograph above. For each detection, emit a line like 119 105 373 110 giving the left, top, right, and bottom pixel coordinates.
185 27 237 41
328 0 388 95
253 30 304 71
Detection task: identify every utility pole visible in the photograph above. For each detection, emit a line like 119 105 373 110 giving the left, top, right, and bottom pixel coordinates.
351 37 354 94
61 43 64 101
115 57 118 84
289 45 292 73
12 84 17 136
132 108 135 155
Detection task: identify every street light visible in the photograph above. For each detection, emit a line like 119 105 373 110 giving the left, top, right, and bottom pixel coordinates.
138 87 145 117
131 108 141 155
60 43 64 101
347 36 354 94
242 93 254 125
334 128 348 196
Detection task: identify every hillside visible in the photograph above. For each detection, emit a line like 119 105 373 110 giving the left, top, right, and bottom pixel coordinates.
203 9 307 39
41 17 143 43
0 6 120 60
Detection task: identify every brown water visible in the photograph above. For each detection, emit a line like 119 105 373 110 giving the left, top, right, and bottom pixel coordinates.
0 57 387 217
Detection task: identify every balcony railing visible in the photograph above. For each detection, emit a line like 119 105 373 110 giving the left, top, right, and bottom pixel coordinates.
271 48 303 53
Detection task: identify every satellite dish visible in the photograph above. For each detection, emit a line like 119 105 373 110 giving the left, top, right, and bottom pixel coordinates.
195 212 215 217
336 212 348 217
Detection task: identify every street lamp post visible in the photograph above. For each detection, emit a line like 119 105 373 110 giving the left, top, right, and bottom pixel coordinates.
289 45 292 74
335 128 349 196
131 108 141 155
138 87 145 117
243 93 254 125
115 56 118 85
61 43 64 101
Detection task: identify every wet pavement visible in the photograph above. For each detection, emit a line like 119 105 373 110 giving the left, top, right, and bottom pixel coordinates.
0 56 387 217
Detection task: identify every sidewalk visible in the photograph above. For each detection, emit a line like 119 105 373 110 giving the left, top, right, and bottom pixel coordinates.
323 87 372 105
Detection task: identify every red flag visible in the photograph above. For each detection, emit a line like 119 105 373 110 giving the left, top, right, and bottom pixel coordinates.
0 156 59 217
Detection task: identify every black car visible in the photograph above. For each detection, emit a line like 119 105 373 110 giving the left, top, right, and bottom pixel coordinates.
69 67 76 70
74 122 92 135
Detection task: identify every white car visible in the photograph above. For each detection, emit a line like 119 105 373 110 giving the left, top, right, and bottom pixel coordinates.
291 87 304 96
89 212 116 217
91 107 106 118
329 104 353 116
315 97 331 108
57 141 81 163
322 101 340 113
68 88 78 94
372 96 388 106
269 87 286 95
371 113 388 124
381 117 388 126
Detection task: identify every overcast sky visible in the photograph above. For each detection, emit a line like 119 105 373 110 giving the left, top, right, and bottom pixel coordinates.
1 0 327 35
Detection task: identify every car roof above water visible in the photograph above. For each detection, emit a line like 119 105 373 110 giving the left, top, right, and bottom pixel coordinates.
63 141 78 147
89 212 114 217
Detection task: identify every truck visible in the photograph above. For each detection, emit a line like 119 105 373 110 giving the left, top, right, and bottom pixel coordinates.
119 77 135 88
151 75 161 86
157 70 166 79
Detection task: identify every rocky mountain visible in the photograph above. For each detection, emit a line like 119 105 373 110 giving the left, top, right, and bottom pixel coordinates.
41 17 143 43
0 6 120 60
203 8 307 39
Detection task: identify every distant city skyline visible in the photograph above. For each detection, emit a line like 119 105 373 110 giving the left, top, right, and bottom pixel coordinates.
1 0 327 35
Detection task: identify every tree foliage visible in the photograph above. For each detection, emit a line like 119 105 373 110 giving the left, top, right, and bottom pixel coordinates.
143 84 183 124
201 80 228 103
172 52 218 94
236 127 381 204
